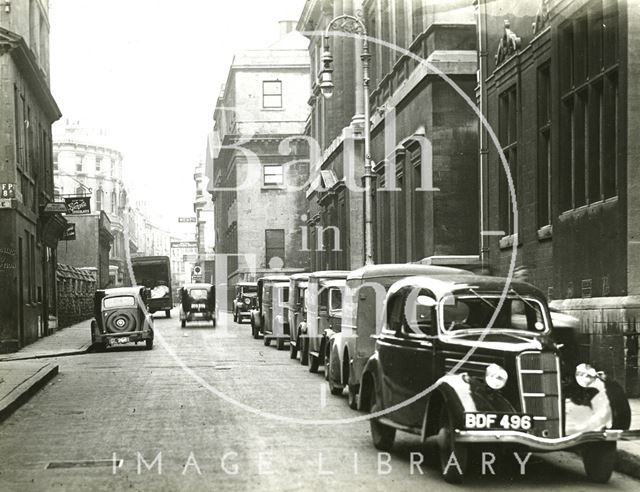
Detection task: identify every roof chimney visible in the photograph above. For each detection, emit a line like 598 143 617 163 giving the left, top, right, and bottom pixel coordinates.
279 20 297 38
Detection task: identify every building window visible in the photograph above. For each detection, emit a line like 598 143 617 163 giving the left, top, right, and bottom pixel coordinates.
265 229 285 268
499 86 518 236
76 154 83 172
53 152 58 170
111 191 117 213
14 86 22 166
96 189 103 211
263 80 282 108
559 0 618 211
263 164 284 186
96 157 102 173
537 63 551 228
411 147 426 259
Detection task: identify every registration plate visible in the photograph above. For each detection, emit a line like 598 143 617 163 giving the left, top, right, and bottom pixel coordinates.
465 413 532 431
112 337 129 344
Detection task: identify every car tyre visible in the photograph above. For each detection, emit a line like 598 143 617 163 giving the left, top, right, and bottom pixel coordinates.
308 353 320 373
94 342 107 352
369 388 395 451
145 338 154 350
181 320 186 328
276 337 285 350
289 339 298 359
300 336 309 366
165 310 171 318
233 310 237 323
263 335 271 346
347 384 359 410
437 405 468 484
582 441 616 483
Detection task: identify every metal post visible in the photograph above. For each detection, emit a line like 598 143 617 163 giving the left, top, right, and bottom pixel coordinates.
362 39 374 265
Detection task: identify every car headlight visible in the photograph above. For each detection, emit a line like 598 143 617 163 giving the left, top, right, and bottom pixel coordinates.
575 363 598 388
485 363 508 390
244 298 251 305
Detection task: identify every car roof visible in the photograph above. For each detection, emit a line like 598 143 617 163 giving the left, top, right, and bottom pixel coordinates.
237 282 257 287
387 274 547 301
182 283 213 289
347 263 471 280
289 273 310 281
308 270 350 280
259 275 291 283
320 278 346 288
98 287 143 297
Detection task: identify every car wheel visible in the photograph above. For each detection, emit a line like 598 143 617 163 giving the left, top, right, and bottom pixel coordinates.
308 353 320 373
582 441 616 483
145 338 154 350
181 320 186 328
300 336 309 366
326 354 343 395
369 388 395 451
212 318 216 328
347 384 359 410
263 335 271 346
276 337 285 350
437 405 468 484
94 342 107 352
289 339 298 359
233 310 237 322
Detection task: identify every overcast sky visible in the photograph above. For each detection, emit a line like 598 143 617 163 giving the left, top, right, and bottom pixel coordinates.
49 0 306 232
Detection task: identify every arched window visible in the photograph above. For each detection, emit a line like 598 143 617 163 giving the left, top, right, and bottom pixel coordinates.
75 186 84 196
96 189 103 211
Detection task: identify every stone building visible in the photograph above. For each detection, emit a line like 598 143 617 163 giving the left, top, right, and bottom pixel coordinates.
476 0 639 394
53 123 137 285
194 160 215 283
210 21 311 306
0 0 64 352
297 0 480 270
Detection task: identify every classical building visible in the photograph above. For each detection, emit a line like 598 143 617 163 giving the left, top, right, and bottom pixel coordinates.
210 21 311 306
476 0 639 394
0 0 64 352
298 0 480 270
194 160 215 283
53 123 137 285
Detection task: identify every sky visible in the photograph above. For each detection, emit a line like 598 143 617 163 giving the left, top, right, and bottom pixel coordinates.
49 0 306 232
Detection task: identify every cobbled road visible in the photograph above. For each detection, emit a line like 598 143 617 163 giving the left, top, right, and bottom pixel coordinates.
1 311 639 491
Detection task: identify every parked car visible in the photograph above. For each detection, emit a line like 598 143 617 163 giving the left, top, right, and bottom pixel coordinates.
250 275 290 349
179 283 216 327
287 273 309 360
305 274 348 373
327 264 470 407
294 271 348 367
91 287 154 350
232 281 258 323
358 274 631 483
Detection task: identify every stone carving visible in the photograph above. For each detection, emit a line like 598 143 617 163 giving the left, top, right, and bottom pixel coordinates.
533 0 550 34
495 20 522 66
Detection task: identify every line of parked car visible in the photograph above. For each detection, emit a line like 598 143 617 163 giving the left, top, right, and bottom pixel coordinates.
236 264 632 484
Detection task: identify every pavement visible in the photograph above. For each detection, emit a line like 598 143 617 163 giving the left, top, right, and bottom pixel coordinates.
0 320 640 484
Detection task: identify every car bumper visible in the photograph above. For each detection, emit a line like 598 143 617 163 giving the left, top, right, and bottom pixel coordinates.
454 429 623 451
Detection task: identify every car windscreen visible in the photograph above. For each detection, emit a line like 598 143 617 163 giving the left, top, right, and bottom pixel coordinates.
241 286 257 294
442 295 547 333
188 289 208 300
103 296 136 309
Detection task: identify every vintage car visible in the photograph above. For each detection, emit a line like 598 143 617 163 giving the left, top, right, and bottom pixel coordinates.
305 274 348 373
232 281 258 323
179 283 216 327
91 287 154 350
287 273 309 359
250 275 290 349
358 274 631 483
327 264 470 406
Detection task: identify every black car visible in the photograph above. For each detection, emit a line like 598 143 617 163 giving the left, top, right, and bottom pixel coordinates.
179 283 216 327
232 281 258 323
91 287 154 350
359 274 631 483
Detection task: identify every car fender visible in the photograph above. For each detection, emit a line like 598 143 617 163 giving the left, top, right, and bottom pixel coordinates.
250 309 262 329
564 377 631 433
359 352 383 411
420 374 516 440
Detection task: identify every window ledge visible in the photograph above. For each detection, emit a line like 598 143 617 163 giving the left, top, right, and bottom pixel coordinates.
261 185 285 191
537 225 553 241
499 233 521 250
261 107 285 111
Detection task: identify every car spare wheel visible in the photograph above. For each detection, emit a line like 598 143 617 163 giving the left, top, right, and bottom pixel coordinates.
105 311 137 334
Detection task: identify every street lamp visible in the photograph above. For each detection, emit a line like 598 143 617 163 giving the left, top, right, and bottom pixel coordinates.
319 14 374 265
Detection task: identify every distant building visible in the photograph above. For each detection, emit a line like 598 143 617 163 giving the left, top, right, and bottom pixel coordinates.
210 21 311 305
0 0 64 352
53 123 136 285
194 161 215 283
476 0 639 395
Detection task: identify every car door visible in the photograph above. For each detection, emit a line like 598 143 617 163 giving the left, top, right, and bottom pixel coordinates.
378 289 437 430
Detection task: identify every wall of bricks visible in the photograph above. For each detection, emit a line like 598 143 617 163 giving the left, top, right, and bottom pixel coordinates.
56 264 96 329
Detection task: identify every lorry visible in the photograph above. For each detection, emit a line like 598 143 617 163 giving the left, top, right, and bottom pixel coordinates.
130 256 173 317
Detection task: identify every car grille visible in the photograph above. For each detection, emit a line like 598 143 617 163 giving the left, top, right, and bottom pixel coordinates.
443 353 504 378
517 351 562 438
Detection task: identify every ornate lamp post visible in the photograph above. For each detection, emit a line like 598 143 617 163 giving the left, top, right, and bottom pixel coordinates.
319 14 374 266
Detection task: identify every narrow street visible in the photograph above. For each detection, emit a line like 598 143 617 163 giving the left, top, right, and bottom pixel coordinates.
0 311 638 491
